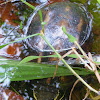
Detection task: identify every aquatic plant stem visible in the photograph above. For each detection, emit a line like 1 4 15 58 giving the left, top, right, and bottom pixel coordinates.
20 0 35 9
40 33 99 94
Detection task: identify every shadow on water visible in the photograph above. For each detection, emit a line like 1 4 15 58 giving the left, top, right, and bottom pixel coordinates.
0 0 100 99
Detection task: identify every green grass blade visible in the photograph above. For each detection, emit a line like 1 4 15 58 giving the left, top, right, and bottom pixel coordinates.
20 21 23 29
18 56 40 64
19 53 84 65
67 54 84 58
0 57 95 81
20 0 35 9
0 33 40 49
18 55 58 65
39 10 43 23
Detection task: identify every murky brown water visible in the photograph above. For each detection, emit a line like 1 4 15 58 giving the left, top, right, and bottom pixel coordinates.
0 0 100 99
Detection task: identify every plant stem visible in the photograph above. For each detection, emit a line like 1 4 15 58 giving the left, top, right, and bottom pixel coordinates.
0 33 40 49
74 41 89 59
40 34 99 94
20 0 35 9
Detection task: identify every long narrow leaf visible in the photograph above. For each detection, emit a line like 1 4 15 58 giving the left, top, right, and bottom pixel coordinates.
18 55 58 65
62 26 77 43
0 57 95 81
0 33 40 49
18 56 40 64
67 54 84 58
19 54 84 65
20 0 35 9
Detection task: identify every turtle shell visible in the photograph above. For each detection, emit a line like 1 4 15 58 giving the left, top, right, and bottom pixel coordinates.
26 1 92 52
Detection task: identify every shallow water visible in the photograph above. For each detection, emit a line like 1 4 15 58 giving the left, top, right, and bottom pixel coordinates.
0 0 95 59
0 0 100 99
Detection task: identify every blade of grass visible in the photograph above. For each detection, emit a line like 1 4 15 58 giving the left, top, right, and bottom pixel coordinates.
20 0 35 9
67 54 84 58
39 10 44 32
0 33 40 49
18 55 58 65
0 56 95 81
20 21 23 29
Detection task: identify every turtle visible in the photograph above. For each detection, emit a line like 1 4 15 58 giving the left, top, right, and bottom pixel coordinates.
25 1 92 53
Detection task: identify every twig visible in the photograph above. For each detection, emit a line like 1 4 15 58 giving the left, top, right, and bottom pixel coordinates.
53 50 73 78
72 46 100 83
88 52 96 71
37 52 42 63
74 41 96 66
94 69 100 83
83 88 90 100
0 0 12 6
69 79 80 100
88 52 100 83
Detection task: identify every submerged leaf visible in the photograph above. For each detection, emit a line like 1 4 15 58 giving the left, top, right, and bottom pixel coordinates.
62 26 77 43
